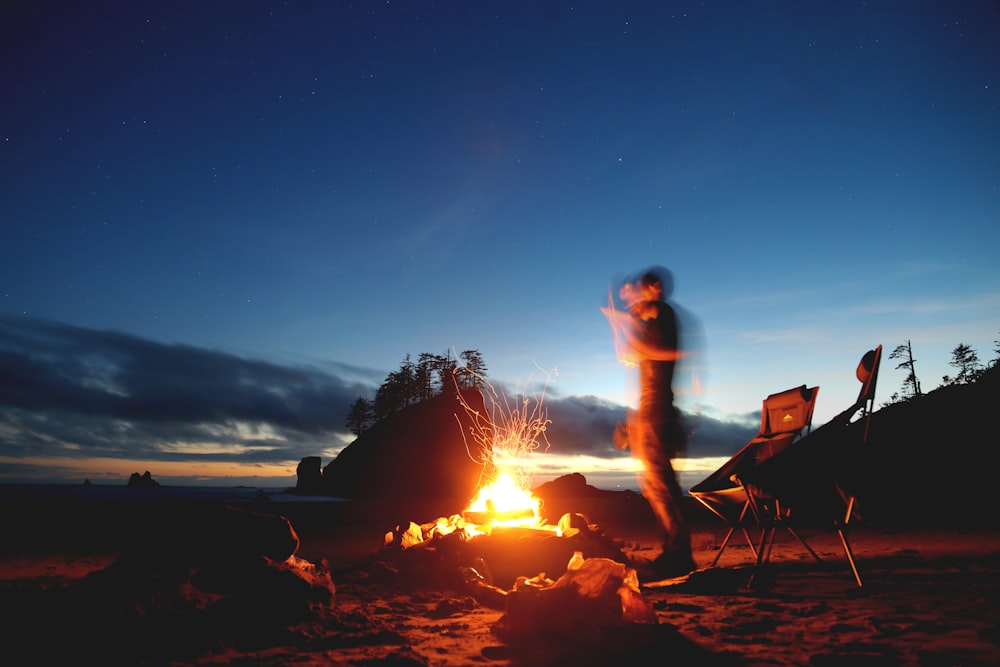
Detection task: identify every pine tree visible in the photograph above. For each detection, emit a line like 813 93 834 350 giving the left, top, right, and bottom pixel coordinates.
346 349 490 429
456 349 488 389
345 397 373 436
943 343 982 385
888 340 921 401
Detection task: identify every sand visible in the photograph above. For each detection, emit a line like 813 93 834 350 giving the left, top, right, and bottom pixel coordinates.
1 497 998 666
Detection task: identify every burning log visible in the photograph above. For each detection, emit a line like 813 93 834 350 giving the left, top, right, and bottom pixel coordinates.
378 508 631 592
462 507 535 525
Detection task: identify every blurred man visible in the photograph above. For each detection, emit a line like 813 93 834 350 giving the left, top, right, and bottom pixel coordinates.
603 268 695 578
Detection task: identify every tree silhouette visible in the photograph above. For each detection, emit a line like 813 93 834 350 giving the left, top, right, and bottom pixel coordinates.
348 349 489 432
433 352 459 394
942 343 983 385
414 353 437 402
455 349 488 390
345 397 373 436
888 340 922 403
372 356 417 420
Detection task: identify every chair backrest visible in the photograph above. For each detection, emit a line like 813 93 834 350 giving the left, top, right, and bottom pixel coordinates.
826 345 883 432
760 385 819 438
855 344 882 441
855 344 882 412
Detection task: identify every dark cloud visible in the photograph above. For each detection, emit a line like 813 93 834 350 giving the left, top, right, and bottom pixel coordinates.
526 394 756 460
540 395 624 457
0 318 367 463
0 318 757 477
0 318 369 429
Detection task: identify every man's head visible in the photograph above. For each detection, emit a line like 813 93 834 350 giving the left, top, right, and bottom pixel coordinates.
640 271 663 302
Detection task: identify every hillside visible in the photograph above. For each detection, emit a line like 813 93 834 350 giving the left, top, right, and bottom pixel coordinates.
308 388 490 521
296 366 999 528
852 363 999 526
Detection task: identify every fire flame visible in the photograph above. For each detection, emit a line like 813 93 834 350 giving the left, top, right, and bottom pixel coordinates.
463 469 546 535
467 471 537 516
386 369 564 548
454 366 559 537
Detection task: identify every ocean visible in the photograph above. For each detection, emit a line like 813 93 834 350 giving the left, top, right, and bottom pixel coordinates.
0 483 347 505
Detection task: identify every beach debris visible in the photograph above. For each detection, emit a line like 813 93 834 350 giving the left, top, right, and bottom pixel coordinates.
5 502 341 662
378 510 629 589
461 564 509 609
491 551 656 643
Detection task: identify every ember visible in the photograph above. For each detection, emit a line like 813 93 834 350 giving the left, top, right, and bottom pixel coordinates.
463 470 551 536
435 369 560 537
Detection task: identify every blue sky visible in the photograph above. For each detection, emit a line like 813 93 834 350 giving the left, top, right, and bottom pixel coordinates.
1 1 998 491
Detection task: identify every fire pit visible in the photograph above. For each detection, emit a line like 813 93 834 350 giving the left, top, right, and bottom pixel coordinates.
375 472 636 594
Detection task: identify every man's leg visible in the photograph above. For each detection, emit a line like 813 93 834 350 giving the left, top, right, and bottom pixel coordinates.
634 422 695 575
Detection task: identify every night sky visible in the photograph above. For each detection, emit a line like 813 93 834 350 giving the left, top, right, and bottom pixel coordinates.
2 1 998 489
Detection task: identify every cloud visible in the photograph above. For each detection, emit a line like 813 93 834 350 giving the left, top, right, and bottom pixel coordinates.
0 318 365 464
531 394 756 460
0 317 757 477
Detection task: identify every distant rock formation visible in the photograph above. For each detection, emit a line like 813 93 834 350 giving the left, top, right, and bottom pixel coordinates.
531 472 657 527
295 388 490 519
127 471 159 488
295 456 323 494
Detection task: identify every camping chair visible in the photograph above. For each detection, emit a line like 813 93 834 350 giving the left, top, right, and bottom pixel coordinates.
689 384 819 567
735 345 882 587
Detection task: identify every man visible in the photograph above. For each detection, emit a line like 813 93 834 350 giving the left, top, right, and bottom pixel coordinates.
603 269 696 578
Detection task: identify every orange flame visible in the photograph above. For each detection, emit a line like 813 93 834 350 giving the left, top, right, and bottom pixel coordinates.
463 469 548 535
453 365 559 536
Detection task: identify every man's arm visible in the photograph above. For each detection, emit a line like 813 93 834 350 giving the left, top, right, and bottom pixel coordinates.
601 306 684 363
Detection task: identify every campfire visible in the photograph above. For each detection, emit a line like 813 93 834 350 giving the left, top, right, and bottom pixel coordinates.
374 375 656 635
385 467 563 550
384 374 563 547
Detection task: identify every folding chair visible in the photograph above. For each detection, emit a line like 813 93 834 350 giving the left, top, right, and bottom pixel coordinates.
689 384 819 567
736 345 882 587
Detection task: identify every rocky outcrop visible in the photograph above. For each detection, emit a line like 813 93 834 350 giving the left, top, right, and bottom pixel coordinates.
295 456 323 494
74 503 333 661
299 388 490 520
531 472 657 527
124 502 301 564
127 471 159 488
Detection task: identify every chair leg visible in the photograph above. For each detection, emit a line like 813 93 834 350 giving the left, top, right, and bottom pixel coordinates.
741 527 759 559
736 500 759 560
840 494 863 586
712 526 737 567
837 528 863 587
712 501 761 567
756 526 775 567
713 525 761 567
745 526 776 590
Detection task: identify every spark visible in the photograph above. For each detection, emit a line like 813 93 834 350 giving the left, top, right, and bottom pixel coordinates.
456 366 553 492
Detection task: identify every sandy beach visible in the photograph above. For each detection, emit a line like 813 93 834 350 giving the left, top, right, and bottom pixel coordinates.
1 491 998 667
